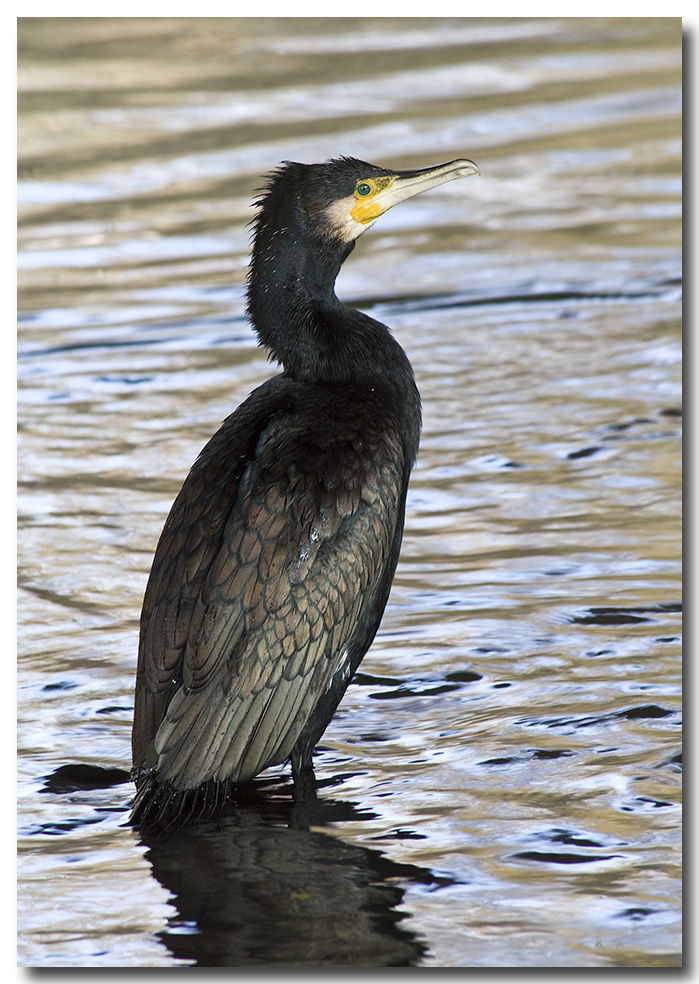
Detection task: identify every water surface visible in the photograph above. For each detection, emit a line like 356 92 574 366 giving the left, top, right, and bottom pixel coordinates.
18 16 681 967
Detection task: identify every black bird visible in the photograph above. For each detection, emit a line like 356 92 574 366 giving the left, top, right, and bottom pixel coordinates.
131 156 479 828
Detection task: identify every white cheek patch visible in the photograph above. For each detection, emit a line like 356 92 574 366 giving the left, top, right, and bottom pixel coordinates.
322 195 374 242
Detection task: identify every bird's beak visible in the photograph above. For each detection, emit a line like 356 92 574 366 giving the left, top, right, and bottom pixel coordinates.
351 158 480 225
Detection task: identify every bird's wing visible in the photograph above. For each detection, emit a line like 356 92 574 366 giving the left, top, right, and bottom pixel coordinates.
133 385 405 789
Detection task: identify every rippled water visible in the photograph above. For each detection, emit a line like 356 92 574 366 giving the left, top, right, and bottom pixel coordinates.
18 17 681 967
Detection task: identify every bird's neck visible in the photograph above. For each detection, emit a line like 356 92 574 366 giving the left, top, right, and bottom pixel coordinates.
247 232 413 388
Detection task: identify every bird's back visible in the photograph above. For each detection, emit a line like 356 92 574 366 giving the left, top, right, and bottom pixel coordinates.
131 372 414 826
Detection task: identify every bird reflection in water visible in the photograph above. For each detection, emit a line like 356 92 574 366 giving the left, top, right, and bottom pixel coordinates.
131 157 479 829
140 783 452 967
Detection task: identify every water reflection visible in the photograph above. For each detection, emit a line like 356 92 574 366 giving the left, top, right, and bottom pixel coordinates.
140 787 441 967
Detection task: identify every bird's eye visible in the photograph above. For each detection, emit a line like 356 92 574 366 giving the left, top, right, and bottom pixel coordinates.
356 182 372 197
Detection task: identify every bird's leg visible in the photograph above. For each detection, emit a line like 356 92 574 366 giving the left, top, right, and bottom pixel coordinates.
291 750 318 802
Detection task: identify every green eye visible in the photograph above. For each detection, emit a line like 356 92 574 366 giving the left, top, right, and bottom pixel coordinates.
356 182 372 197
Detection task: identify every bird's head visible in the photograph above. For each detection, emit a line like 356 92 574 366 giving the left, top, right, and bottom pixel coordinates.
253 156 480 248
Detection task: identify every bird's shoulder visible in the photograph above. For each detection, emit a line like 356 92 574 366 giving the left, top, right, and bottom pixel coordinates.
151 373 408 567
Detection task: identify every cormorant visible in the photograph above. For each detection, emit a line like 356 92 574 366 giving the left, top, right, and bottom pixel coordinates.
131 156 479 828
